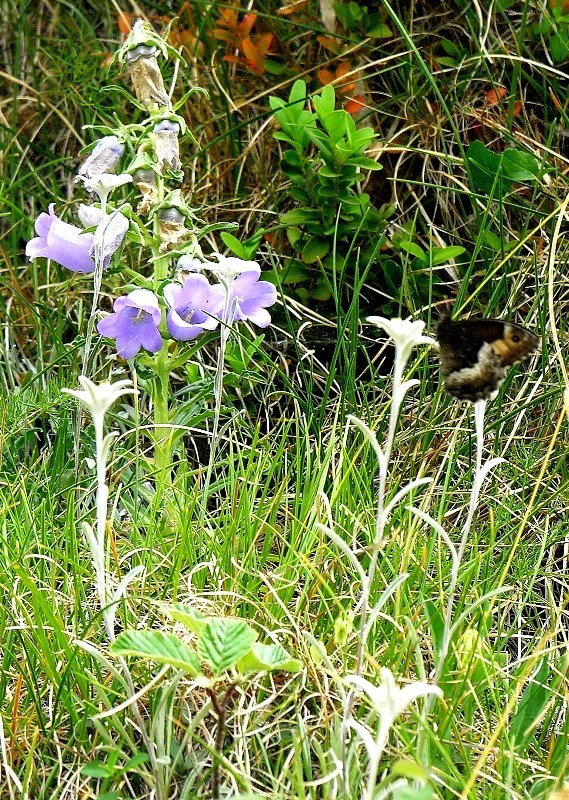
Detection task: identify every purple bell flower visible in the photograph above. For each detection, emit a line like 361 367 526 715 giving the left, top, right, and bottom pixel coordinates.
26 204 95 273
218 263 277 328
97 289 163 359
164 274 223 341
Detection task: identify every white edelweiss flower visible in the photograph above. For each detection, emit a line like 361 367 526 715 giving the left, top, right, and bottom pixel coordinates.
63 377 137 420
367 316 436 366
346 669 442 722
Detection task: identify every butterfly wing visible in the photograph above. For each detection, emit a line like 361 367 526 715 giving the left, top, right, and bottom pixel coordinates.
436 317 539 401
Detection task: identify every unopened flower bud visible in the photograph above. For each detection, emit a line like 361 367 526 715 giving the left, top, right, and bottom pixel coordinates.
124 44 158 64
152 119 181 172
131 168 158 214
128 52 170 110
77 136 124 179
158 207 185 224
132 168 156 186
156 207 190 251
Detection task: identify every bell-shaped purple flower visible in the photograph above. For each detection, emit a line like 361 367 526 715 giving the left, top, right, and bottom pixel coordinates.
164 274 222 341
219 264 277 328
97 289 163 359
26 204 95 273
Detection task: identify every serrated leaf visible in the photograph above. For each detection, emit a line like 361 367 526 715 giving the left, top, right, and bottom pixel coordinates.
110 630 202 676
237 642 302 673
165 603 208 635
198 618 257 675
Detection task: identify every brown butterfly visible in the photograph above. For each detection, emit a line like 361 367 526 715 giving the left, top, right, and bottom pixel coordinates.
436 315 540 401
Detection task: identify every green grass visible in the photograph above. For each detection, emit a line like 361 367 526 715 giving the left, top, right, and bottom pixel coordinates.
2 0 569 798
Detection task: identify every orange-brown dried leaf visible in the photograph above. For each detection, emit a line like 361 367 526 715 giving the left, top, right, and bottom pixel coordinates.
118 11 132 35
317 68 335 85
345 95 366 115
278 0 308 14
239 12 258 38
485 86 507 106
512 100 523 117
317 34 343 53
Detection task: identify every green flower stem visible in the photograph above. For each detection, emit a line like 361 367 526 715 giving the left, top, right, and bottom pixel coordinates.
152 240 173 489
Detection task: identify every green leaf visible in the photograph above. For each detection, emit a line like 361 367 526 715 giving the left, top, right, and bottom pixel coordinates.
198 618 257 676
483 230 503 251
466 140 510 197
322 110 349 142
282 150 303 168
289 78 307 106
309 285 332 301
367 22 392 37
424 601 445 659
237 642 302 673
288 186 311 204
348 156 383 170
501 149 541 181
392 785 433 800
165 603 208 635
466 140 540 195
124 753 150 770
550 29 569 63
381 258 403 295
314 83 336 117
219 232 247 259
302 237 330 264
280 209 318 225
318 164 345 179
110 630 202 676
511 658 550 750
391 759 431 781
430 245 466 265
264 59 286 76
280 261 311 283
399 241 425 260
81 761 115 778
